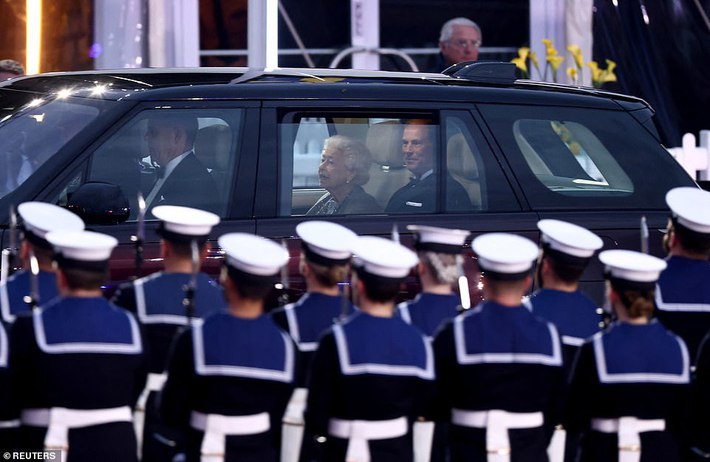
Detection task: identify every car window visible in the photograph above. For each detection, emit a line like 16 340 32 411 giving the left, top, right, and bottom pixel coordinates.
443 113 519 212
480 104 695 209
61 108 242 220
0 97 103 199
279 111 518 217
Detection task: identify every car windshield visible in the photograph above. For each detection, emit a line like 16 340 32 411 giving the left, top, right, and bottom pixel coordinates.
0 91 109 199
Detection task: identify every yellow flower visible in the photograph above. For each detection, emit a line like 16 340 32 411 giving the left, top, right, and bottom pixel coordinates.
546 55 564 72
567 45 583 69
542 39 553 51
587 61 601 82
546 46 559 57
567 67 578 81
511 57 528 74
518 47 530 61
606 59 617 74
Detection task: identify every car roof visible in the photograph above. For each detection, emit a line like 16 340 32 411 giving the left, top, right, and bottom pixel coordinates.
0 65 648 109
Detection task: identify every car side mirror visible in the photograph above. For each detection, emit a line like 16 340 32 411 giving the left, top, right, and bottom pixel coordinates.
66 181 130 225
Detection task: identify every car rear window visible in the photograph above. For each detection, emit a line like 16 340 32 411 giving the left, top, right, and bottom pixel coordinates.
480 104 695 209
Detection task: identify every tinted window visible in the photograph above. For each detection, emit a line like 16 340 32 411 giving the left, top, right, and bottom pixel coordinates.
480 104 695 209
0 97 104 199
279 111 518 217
56 108 242 219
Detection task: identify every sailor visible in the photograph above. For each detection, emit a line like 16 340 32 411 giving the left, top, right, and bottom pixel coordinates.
160 232 295 462
269 220 357 462
302 235 435 462
432 233 565 462
397 224 470 339
565 249 689 462
396 225 470 462
526 219 604 367
8 229 148 461
526 221 604 462
111 205 224 461
655 187 710 363
1 202 84 325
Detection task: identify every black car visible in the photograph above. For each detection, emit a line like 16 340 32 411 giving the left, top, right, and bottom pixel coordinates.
0 63 696 304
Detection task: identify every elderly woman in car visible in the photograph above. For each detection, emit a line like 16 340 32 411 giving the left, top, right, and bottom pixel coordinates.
307 135 382 215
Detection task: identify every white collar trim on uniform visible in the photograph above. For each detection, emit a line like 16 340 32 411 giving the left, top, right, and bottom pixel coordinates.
453 305 563 366
332 321 434 379
592 330 690 384
192 319 295 383
33 307 143 354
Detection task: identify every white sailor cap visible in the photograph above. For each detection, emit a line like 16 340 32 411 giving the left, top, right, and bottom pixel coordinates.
352 236 418 279
599 249 667 289
152 205 220 242
666 187 710 234
408 224 470 254
18 202 84 248
296 221 357 266
218 233 288 277
538 219 603 262
46 230 118 269
472 233 538 280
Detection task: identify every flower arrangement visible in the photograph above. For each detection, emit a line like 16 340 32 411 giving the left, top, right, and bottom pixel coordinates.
512 39 617 88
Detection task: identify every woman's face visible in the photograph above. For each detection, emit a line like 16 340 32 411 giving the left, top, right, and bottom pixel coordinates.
318 145 352 193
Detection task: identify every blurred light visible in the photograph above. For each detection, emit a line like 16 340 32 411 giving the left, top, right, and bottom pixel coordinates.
30 113 45 122
26 0 42 74
28 98 43 108
89 43 103 59
612 0 618 7
641 3 650 24
56 88 73 99
91 84 107 96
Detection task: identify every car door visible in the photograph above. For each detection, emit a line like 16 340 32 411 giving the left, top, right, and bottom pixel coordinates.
253 101 537 303
35 101 261 288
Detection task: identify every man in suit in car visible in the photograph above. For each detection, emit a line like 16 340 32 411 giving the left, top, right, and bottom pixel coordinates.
385 119 470 214
143 114 219 215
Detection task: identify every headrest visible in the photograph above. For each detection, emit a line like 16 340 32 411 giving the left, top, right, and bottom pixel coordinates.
365 122 405 168
447 133 479 180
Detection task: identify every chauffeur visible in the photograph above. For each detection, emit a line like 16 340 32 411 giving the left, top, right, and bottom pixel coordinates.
655 187 710 363
112 205 225 461
302 235 435 462
526 219 604 368
160 232 295 462
1 202 84 325
397 224 470 339
270 220 357 462
9 229 148 462
565 249 690 462
432 233 565 462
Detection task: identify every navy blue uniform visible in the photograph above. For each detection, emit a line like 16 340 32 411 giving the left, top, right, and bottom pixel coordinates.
655 256 710 362
9 296 148 462
112 271 225 373
0 322 19 449
161 312 295 462
271 292 353 387
432 301 565 461
692 333 710 454
565 320 690 462
527 288 602 369
303 311 435 461
397 292 460 339
0 270 59 325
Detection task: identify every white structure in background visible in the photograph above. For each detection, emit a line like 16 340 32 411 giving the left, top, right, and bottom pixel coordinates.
530 0 594 86
350 0 380 70
667 131 710 180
